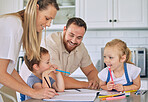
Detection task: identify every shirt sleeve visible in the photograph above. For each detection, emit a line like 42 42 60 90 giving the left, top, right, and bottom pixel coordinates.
27 74 42 88
98 68 108 82
130 65 141 80
0 16 23 63
80 43 92 68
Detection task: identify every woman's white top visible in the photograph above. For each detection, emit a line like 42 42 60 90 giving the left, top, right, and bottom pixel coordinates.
0 15 23 88
98 63 141 85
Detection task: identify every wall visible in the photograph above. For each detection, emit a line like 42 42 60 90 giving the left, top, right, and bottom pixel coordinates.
44 29 148 77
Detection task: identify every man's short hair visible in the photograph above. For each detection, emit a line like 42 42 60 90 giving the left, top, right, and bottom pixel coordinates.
66 17 87 31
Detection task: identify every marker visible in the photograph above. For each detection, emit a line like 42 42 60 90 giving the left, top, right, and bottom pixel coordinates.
108 66 114 83
125 90 137 93
142 91 147 95
75 89 81 92
106 95 126 100
44 77 50 88
56 69 70 74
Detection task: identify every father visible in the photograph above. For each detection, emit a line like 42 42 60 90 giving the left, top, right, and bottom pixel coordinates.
41 17 99 89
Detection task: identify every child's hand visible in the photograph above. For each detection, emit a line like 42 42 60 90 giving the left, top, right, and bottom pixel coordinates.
114 84 124 91
107 81 115 90
42 69 54 76
50 64 60 74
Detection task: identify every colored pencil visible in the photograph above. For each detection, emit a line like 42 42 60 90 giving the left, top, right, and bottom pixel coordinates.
56 69 70 74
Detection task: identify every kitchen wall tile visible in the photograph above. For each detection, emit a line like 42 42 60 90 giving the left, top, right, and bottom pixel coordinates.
123 31 139 37
85 31 97 37
139 31 148 37
96 31 110 37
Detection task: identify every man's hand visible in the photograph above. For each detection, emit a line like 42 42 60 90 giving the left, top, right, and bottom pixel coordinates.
88 80 99 89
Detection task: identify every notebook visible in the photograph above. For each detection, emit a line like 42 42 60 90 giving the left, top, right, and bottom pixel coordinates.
43 89 99 101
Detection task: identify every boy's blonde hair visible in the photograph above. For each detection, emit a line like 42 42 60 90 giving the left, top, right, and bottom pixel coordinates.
105 39 133 64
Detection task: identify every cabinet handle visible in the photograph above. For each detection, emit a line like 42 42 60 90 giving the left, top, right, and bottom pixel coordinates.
109 20 112 22
114 19 117 22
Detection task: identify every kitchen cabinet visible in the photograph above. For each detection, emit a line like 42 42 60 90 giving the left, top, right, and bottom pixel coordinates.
48 0 79 30
0 0 23 15
140 78 148 90
78 0 148 29
22 0 78 30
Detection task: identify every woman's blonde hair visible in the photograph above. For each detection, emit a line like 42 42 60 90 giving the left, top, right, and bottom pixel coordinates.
22 0 59 61
105 39 133 64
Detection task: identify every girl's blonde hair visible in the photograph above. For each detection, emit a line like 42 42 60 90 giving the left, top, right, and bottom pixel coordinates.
22 0 59 61
105 39 133 64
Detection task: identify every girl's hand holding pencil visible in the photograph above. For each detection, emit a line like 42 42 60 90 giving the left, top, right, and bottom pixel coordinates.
107 81 115 90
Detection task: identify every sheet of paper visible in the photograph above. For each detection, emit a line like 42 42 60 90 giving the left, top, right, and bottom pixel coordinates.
43 89 99 101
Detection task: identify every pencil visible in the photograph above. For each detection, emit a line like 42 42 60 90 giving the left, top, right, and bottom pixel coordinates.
56 69 70 74
44 77 50 88
108 66 114 82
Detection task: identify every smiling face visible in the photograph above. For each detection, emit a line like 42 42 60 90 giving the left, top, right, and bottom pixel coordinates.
104 46 124 71
38 53 52 74
63 23 85 52
36 5 57 32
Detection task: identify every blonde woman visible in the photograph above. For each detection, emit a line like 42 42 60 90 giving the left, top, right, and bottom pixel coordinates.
0 0 59 100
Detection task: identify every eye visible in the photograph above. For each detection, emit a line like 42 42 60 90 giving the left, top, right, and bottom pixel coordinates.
46 17 49 20
46 61 50 64
77 36 82 40
104 56 106 58
46 17 53 21
109 57 113 59
69 33 74 37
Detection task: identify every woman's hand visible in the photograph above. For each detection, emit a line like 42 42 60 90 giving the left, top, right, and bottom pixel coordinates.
31 87 58 99
107 81 114 90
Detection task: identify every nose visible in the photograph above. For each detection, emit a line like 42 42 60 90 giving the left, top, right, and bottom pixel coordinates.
104 57 109 63
71 37 77 43
46 20 52 27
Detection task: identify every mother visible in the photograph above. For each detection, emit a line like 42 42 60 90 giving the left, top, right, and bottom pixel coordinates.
0 0 59 100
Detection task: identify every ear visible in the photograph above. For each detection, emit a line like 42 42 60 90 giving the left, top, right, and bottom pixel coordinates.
33 64 39 71
63 26 66 32
120 54 126 63
37 4 39 10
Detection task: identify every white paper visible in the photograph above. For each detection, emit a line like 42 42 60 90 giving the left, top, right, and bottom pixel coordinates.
43 89 99 101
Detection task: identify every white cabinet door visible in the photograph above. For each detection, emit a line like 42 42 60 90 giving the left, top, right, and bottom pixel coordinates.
79 0 112 29
0 0 23 15
140 79 148 90
79 0 148 29
114 0 148 28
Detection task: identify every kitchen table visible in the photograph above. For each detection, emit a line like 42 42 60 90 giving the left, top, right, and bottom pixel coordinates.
23 90 148 102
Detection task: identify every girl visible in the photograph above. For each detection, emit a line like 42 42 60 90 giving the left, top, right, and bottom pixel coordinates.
0 0 59 100
98 39 141 91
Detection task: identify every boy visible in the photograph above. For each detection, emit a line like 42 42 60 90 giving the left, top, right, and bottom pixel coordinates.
24 47 65 100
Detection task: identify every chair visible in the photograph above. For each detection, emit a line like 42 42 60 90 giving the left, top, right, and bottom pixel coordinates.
17 62 32 102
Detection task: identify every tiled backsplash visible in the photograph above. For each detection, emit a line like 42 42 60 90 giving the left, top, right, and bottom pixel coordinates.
44 29 148 77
